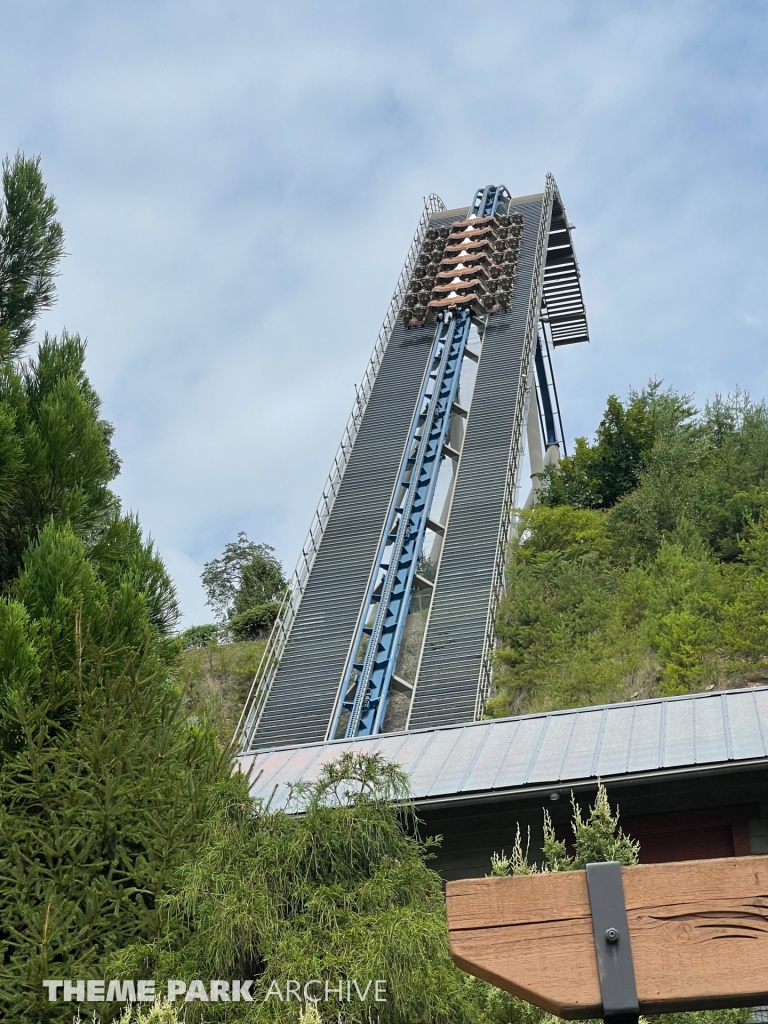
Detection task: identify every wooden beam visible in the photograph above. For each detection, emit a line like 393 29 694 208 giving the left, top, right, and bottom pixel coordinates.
446 856 768 1019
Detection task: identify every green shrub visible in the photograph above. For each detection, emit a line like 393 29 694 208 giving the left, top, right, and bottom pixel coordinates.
110 752 471 1024
494 390 768 717
228 602 281 641
179 623 222 649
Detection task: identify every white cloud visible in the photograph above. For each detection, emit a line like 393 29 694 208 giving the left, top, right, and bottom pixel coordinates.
2 0 767 622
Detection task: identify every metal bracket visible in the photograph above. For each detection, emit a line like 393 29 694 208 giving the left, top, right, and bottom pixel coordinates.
586 862 639 1024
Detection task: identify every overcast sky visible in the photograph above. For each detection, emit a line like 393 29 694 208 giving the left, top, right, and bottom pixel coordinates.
2 1 767 625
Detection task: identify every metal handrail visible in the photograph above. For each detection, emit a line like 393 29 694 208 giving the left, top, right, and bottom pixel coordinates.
235 192 447 752
474 173 557 719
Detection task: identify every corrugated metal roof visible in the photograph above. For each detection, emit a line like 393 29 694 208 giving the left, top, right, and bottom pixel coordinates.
235 688 768 811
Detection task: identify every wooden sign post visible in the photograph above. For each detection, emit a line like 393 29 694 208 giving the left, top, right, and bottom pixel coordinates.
446 856 768 1021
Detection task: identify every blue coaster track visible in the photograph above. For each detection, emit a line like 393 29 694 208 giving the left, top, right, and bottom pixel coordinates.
328 185 506 740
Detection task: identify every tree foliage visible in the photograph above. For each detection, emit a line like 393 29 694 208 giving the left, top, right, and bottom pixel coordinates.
111 752 471 1024
493 388 768 716
201 532 286 622
0 153 229 1023
228 601 282 641
0 154 65 359
0 330 123 586
539 382 694 511
0 615 226 1021
198 531 287 640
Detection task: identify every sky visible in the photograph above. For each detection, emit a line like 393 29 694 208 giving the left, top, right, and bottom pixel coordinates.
2 0 768 625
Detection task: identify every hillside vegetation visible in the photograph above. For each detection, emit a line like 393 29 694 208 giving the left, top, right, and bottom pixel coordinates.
491 385 768 717
176 638 265 743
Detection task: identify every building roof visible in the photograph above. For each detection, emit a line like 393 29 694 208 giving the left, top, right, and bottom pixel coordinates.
235 687 768 811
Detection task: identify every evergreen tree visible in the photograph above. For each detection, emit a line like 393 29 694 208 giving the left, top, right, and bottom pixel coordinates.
0 153 230 1022
111 752 472 1024
0 154 65 359
0 331 123 591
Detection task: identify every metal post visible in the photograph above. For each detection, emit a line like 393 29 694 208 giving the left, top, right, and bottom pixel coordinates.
534 336 558 447
585 862 639 1024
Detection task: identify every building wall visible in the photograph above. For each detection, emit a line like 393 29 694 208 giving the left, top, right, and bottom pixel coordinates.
418 767 768 880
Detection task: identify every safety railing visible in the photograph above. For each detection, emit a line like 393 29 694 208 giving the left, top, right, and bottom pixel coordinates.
474 174 557 720
235 192 447 753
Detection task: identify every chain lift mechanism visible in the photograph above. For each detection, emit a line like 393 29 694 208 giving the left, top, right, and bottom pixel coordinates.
329 185 515 739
